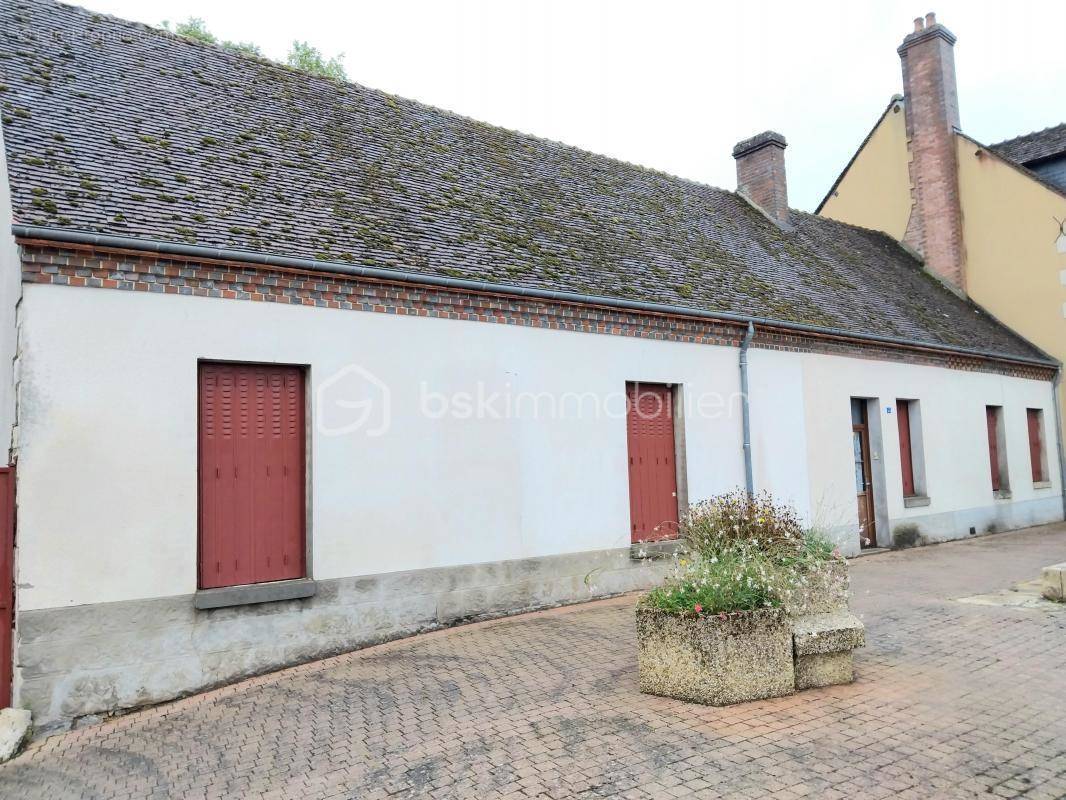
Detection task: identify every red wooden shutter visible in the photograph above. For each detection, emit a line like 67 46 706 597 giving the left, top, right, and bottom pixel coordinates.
626 383 679 543
199 363 306 589
897 400 914 497
1027 409 1044 482
986 406 1001 492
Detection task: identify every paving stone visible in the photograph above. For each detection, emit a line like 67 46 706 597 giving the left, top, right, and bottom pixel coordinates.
0 525 1065 798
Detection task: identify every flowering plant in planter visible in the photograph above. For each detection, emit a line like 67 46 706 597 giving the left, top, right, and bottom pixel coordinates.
642 490 844 618
641 548 782 617
637 490 856 705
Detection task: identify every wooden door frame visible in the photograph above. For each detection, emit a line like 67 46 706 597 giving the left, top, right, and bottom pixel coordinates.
853 407 878 548
669 385 689 521
851 397 890 549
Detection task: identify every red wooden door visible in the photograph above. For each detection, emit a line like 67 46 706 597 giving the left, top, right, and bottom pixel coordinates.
626 383 679 543
897 400 914 497
0 467 13 708
986 406 1001 492
199 363 306 589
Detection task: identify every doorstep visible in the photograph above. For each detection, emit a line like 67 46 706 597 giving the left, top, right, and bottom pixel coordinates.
193 578 318 610
630 538 685 561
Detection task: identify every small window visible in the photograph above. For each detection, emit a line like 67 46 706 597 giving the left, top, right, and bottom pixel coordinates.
850 398 866 426
896 399 925 497
1026 408 1048 483
985 405 1008 494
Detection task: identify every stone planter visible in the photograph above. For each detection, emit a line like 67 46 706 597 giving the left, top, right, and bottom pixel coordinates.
636 606 794 705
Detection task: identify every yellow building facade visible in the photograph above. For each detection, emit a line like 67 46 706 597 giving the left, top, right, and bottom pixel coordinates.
819 19 1066 451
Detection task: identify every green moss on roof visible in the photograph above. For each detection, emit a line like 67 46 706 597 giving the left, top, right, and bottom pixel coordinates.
0 0 1048 362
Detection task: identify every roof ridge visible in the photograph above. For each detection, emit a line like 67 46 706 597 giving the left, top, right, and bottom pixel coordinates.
990 121 1066 150
793 208 917 254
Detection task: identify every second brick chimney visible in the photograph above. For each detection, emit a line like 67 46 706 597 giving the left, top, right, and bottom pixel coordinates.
898 12 966 290
733 131 789 226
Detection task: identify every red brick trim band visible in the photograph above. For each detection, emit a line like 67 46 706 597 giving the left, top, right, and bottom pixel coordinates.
17 241 1055 382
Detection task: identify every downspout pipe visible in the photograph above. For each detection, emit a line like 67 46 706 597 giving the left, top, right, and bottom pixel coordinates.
1053 368 1066 521
739 322 755 495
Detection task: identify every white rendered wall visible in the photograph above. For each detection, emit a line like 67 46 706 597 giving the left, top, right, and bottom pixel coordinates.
802 353 1063 551
15 284 1063 609
15 285 763 609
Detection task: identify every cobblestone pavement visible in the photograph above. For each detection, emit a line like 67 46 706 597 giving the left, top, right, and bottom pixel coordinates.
2 525 1066 799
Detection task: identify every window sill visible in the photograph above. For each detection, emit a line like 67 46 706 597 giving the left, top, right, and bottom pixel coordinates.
194 578 317 610
1033 480 1052 490
993 489 1013 501
903 495 931 508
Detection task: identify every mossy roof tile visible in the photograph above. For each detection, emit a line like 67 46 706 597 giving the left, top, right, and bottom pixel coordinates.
0 0 1047 360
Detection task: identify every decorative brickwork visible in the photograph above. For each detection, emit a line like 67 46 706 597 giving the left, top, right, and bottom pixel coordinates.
18 241 1055 381
899 14 967 291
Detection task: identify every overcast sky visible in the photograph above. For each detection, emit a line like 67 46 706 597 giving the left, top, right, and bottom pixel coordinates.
81 0 1065 211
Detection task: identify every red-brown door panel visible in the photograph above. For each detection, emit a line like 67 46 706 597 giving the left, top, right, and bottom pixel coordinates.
199 363 305 589
626 384 679 543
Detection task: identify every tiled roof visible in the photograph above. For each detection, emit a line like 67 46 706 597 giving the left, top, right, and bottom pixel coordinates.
991 124 1066 165
0 0 1049 362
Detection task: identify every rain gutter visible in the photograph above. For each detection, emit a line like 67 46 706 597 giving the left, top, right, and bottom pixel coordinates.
10 224 1058 370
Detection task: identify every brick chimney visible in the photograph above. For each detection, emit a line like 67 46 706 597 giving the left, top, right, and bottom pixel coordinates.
733 131 789 225
898 12 966 290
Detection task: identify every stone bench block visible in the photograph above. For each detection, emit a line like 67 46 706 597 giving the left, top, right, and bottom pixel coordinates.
791 611 865 690
795 651 855 690
792 611 866 656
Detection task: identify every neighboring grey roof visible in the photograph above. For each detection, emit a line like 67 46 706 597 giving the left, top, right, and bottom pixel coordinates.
991 124 1066 166
0 0 1049 362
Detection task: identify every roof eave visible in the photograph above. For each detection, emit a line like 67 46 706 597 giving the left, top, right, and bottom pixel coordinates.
11 224 1057 372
